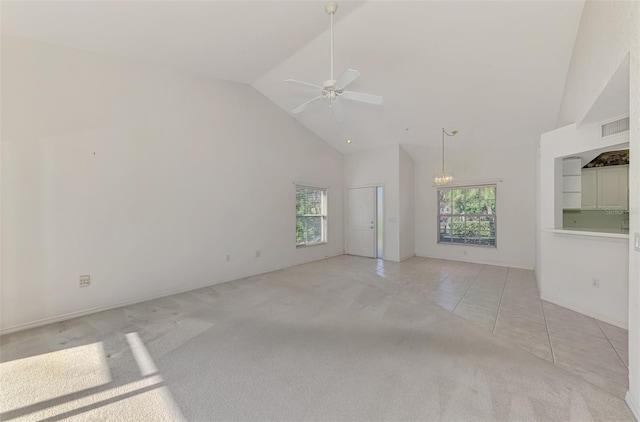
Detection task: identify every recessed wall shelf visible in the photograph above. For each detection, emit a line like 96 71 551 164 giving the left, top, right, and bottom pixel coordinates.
562 157 581 209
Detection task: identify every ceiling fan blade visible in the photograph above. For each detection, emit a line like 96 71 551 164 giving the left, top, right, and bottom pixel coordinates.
335 69 360 90
341 90 383 105
330 99 345 122
285 79 322 90
292 95 324 114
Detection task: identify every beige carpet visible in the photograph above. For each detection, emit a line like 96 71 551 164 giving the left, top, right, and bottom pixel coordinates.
0 256 634 421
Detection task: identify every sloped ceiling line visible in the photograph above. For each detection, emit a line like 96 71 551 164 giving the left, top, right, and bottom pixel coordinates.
1 0 585 159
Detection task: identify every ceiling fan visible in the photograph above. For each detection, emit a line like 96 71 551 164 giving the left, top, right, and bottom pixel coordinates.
285 1 383 122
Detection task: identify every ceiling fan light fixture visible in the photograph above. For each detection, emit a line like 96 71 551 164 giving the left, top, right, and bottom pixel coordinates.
284 2 383 121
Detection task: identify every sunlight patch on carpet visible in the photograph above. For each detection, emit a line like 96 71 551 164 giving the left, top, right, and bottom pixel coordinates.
0 342 111 414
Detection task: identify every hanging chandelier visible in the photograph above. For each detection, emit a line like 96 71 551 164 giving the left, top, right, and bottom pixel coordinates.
434 128 458 186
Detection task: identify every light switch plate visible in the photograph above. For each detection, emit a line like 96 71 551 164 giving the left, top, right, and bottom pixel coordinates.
635 233 640 252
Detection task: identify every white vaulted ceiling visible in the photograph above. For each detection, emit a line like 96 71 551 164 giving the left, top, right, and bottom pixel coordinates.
1 1 365 84
1 0 585 156
253 1 585 154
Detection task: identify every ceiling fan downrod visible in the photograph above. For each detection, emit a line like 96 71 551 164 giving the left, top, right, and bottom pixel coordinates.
325 1 338 82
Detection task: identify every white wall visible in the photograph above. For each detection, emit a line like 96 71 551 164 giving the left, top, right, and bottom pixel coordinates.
1 36 344 333
343 145 400 261
630 29 640 421
557 1 637 127
555 0 639 414
399 146 415 261
539 230 628 326
538 121 629 328
535 141 542 292
414 144 536 269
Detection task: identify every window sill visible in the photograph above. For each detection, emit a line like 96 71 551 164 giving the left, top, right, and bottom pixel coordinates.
296 242 328 249
437 242 497 249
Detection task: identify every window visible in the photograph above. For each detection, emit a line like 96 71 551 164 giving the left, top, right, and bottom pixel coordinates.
438 185 496 247
296 186 327 246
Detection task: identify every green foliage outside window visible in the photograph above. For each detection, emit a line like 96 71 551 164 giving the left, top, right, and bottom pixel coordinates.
296 187 326 245
438 185 496 247
450 219 491 237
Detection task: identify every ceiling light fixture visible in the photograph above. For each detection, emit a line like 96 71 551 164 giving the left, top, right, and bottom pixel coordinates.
434 128 458 186
346 139 352 144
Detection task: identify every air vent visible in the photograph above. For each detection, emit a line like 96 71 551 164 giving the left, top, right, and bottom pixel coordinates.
601 117 629 138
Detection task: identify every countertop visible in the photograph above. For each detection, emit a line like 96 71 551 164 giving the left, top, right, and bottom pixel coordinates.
544 227 629 239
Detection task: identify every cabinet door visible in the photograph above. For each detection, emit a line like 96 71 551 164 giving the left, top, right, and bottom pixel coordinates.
597 166 628 210
581 169 597 209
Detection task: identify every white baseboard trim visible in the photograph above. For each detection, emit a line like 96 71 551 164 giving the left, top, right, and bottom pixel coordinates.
0 253 344 336
626 391 640 421
540 293 628 330
414 253 534 271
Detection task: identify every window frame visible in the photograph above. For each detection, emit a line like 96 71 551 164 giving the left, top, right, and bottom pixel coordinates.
437 184 497 248
295 185 328 248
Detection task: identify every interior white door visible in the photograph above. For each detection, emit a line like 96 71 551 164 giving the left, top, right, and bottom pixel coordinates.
347 187 376 258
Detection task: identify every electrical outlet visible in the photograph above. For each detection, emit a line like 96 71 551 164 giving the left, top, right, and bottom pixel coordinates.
592 277 600 288
79 274 90 287
255 250 261 258
226 254 231 262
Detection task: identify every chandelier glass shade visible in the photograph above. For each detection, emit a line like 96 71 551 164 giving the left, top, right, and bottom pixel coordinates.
434 173 454 186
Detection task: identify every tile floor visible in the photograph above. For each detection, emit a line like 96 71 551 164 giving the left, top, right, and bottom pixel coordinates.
378 256 630 398
0 254 634 421
0 254 630 407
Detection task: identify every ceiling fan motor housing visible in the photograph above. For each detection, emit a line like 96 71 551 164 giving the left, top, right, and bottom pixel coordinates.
322 80 339 99
325 2 338 15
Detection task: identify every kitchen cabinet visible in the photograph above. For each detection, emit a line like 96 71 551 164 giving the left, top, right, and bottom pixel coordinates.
581 165 628 210
597 165 628 210
581 168 597 209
